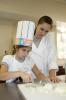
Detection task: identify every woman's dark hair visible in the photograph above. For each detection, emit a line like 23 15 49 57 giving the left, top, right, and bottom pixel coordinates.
38 16 53 26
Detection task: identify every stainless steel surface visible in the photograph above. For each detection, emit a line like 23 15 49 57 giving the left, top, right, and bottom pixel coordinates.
0 83 26 100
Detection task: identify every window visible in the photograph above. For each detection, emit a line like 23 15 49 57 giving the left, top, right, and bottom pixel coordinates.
56 21 66 59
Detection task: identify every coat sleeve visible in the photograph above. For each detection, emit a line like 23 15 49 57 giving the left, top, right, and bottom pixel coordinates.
47 36 58 71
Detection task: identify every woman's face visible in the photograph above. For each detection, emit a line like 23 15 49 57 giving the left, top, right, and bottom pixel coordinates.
16 47 31 59
35 22 51 39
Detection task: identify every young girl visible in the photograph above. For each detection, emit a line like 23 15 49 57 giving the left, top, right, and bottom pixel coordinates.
0 21 35 83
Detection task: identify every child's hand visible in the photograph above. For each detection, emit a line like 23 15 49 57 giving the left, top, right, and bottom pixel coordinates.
20 72 32 83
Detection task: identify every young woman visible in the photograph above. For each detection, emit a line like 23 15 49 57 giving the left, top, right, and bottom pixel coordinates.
30 16 59 83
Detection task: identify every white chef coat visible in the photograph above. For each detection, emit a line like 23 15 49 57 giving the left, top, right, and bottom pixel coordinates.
1 55 34 83
29 34 58 76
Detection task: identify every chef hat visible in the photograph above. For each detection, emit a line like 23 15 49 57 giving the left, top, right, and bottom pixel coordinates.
15 21 35 47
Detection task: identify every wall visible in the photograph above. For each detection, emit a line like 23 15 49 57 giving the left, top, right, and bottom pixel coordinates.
0 0 66 65
0 19 17 61
0 0 66 22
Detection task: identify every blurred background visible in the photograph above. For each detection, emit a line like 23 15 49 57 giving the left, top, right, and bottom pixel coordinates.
0 0 66 70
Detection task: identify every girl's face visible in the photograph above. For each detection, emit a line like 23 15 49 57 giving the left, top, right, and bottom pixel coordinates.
16 47 31 59
35 22 51 39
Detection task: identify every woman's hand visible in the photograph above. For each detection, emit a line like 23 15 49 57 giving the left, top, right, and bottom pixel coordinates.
49 76 61 83
49 69 60 83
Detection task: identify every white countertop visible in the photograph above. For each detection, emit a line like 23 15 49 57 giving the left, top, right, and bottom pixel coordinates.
18 78 66 100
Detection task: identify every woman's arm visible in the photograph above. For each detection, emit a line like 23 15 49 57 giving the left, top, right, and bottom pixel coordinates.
32 64 49 80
